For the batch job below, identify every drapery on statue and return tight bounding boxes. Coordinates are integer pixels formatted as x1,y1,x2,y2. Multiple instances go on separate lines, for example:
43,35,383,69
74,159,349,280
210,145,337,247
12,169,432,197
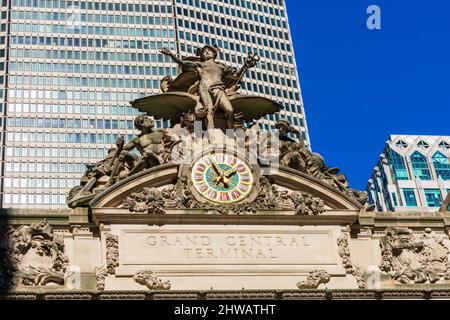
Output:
160,45,259,130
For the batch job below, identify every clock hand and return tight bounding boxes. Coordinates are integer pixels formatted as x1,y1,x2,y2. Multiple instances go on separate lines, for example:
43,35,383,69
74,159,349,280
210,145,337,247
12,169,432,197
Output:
224,165,238,178
211,158,222,177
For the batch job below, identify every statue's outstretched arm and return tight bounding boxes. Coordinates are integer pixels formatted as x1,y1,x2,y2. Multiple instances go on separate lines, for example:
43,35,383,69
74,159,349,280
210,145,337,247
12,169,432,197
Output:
160,48,197,69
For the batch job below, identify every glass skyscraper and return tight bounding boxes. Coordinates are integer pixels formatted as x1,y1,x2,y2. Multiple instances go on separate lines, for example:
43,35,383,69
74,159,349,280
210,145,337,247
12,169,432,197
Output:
0,0,309,209
367,135,450,212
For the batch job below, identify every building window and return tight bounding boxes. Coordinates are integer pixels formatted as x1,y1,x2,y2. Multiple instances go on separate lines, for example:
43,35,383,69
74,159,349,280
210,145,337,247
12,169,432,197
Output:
417,140,430,150
388,149,409,180
395,140,408,149
432,151,450,181
438,141,450,150
424,189,443,207
392,193,398,206
411,151,432,180
403,189,417,207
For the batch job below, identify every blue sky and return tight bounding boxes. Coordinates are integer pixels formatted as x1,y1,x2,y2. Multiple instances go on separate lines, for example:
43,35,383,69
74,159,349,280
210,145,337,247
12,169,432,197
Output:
285,0,450,190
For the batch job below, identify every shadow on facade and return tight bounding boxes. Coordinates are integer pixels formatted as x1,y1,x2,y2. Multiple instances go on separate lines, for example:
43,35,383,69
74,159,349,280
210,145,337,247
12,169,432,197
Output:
0,210,13,294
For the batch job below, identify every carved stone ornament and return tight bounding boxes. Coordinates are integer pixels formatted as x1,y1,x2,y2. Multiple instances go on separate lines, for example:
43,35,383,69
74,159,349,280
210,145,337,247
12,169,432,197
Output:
96,233,119,291
337,234,366,289
120,187,167,214
119,176,326,215
133,270,171,290
297,270,331,289
379,227,450,284
0,220,69,289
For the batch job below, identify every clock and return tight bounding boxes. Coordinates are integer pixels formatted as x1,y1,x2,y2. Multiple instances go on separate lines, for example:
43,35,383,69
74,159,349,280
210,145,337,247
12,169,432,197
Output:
190,152,254,204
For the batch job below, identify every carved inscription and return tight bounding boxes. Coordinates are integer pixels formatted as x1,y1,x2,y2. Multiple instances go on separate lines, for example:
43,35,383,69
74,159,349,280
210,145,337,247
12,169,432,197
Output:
121,229,338,266
146,235,311,260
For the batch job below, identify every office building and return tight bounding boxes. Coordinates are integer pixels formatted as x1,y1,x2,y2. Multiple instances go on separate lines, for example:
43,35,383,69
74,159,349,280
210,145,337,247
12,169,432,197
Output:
367,135,450,212
1,0,308,208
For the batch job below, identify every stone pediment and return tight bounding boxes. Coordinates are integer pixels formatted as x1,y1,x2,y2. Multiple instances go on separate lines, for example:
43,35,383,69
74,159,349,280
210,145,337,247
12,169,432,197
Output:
89,163,361,226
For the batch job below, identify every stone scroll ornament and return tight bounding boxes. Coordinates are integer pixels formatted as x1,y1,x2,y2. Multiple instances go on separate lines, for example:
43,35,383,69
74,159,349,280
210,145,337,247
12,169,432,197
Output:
379,227,450,284
0,220,69,288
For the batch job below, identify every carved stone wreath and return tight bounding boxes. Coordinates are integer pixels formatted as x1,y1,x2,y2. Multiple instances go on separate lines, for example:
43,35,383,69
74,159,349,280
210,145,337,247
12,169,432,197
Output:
0,220,69,289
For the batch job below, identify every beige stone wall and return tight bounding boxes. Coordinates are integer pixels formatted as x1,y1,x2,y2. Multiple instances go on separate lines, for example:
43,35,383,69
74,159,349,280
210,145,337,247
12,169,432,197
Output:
3,209,450,294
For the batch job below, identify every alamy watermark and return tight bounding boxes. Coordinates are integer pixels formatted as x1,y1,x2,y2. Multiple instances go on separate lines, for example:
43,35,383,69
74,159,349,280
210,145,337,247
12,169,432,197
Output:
367,5,381,30
169,121,281,175
365,265,382,289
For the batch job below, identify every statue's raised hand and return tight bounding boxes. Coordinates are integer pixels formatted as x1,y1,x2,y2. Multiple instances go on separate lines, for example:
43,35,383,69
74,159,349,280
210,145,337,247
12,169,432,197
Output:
160,48,172,56
245,53,260,69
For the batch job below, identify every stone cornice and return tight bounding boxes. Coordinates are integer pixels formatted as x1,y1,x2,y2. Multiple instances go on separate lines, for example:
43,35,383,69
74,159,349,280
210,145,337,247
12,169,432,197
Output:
358,211,450,230
0,209,71,226
91,210,358,226
2,289,450,300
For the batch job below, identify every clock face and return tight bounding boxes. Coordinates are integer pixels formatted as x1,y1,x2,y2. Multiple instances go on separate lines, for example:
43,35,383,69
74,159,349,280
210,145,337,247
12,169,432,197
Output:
191,153,254,204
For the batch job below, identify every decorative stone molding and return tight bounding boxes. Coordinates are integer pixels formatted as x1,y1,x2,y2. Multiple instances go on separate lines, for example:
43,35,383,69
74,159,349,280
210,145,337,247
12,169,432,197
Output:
133,270,171,290
5,289,450,300
337,234,366,289
96,233,119,291
0,220,69,288
153,293,198,300
297,270,331,289
100,293,146,300
206,291,276,300
379,227,450,284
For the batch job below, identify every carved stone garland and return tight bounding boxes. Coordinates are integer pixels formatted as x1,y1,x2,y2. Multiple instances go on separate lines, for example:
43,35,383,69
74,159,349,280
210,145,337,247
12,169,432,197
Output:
96,234,119,291
337,234,365,289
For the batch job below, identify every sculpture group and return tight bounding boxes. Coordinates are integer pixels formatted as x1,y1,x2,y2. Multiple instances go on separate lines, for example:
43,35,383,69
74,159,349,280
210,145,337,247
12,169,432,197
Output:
67,45,368,209
2,43,450,297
